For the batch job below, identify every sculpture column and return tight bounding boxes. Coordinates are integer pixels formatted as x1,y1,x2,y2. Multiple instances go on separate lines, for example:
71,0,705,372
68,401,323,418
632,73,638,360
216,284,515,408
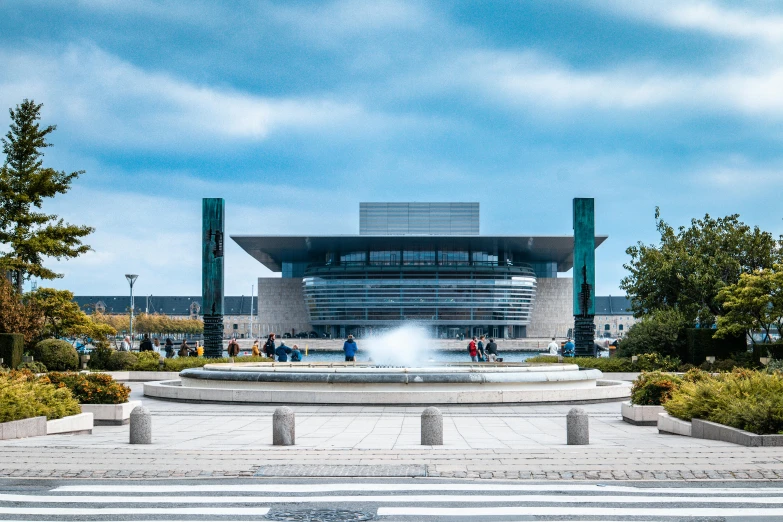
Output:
573,198,596,356
202,198,225,358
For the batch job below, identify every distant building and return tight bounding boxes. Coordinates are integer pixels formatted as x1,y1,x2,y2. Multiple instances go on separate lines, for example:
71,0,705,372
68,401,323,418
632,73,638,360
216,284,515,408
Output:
593,296,637,338
73,295,258,339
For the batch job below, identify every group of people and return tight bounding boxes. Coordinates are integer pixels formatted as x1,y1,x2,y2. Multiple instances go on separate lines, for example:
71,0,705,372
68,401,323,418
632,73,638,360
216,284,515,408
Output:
248,333,304,362
467,335,499,362
547,337,575,357
120,334,197,358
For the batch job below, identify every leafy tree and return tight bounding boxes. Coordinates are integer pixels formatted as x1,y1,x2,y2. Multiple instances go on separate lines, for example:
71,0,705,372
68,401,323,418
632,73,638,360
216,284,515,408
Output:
28,287,116,340
716,266,783,347
616,308,688,358
621,209,780,327
0,99,93,293
0,277,44,345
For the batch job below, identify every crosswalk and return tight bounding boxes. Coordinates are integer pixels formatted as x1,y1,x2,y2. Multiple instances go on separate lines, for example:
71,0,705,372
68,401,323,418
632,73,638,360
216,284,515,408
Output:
0,482,782,520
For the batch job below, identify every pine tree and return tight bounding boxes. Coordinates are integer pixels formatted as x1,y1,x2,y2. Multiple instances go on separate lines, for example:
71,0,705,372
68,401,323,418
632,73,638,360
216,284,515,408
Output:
0,99,93,293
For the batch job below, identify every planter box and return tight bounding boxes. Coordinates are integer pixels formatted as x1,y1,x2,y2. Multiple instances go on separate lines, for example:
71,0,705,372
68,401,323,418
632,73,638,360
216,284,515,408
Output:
692,418,783,447
0,416,47,440
46,412,93,435
621,401,665,426
80,400,141,426
657,412,692,437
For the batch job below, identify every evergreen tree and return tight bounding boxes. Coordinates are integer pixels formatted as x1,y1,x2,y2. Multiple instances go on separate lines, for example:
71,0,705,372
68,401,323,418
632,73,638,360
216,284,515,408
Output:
0,99,93,293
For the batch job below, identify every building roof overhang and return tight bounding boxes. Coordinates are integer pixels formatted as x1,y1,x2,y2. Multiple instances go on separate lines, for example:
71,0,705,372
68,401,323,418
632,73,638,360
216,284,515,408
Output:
231,235,607,273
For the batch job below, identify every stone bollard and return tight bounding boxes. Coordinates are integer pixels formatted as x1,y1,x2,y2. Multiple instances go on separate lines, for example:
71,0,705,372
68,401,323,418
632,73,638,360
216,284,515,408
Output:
567,407,589,445
421,406,443,445
129,406,152,444
273,406,295,446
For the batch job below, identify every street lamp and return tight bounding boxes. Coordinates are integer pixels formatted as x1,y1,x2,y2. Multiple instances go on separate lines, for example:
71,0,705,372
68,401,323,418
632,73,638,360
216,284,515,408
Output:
125,274,138,350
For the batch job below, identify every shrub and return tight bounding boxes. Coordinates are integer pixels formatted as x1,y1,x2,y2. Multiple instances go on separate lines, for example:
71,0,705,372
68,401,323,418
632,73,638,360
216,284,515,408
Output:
630,371,682,406
32,339,78,371
131,351,162,371
0,333,24,369
616,309,687,358
46,372,130,404
766,359,783,374
16,361,47,373
107,351,138,371
527,355,680,372
162,355,272,372
664,369,783,434
678,363,695,372
0,370,80,422
87,344,114,371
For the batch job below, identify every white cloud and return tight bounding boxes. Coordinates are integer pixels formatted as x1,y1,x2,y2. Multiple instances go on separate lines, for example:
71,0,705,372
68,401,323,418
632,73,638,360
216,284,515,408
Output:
594,0,783,45
0,44,364,150
449,49,783,117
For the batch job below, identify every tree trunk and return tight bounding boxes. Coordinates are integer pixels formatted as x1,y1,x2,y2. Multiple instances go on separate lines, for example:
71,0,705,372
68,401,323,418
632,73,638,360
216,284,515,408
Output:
14,270,23,294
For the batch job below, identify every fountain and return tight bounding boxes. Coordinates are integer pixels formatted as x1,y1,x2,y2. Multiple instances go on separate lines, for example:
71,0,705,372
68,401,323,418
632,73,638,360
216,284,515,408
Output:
143,326,631,404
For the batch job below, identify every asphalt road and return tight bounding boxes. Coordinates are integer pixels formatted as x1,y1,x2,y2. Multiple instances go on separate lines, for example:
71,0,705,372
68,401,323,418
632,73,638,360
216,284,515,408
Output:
0,477,781,521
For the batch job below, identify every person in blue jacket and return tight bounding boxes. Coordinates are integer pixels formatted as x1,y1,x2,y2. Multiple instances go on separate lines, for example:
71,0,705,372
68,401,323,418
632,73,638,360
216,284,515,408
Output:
275,342,293,362
563,338,575,357
343,334,358,361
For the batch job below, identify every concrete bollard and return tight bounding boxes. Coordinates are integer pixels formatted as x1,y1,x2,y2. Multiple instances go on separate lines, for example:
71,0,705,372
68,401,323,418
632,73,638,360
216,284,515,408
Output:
273,406,295,446
129,406,152,444
421,406,443,445
567,407,589,445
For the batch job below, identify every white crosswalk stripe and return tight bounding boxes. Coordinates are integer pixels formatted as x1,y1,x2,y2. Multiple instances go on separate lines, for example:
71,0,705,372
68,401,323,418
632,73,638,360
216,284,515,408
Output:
0,481,781,520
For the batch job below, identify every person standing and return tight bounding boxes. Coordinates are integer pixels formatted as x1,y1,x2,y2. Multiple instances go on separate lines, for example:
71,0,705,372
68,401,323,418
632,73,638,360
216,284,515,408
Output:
547,337,560,356
152,337,161,354
477,335,486,362
164,338,174,359
485,338,498,362
120,336,131,351
263,333,276,358
178,339,189,357
227,338,240,357
139,334,153,352
467,337,478,362
251,339,260,357
343,334,358,362
275,341,293,362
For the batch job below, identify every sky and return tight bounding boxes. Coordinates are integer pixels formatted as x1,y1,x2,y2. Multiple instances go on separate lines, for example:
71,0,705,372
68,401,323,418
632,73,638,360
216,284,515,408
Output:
1,0,782,298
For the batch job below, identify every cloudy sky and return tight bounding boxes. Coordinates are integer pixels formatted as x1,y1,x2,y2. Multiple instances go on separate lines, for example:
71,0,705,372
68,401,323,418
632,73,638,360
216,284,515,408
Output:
1,0,782,298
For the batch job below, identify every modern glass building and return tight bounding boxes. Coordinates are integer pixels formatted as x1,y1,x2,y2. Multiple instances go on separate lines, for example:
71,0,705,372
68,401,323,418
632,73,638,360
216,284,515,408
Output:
233,203,606,339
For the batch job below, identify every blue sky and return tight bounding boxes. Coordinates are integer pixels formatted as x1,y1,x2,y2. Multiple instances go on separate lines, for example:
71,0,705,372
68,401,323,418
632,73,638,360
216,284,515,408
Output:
1,0,782,297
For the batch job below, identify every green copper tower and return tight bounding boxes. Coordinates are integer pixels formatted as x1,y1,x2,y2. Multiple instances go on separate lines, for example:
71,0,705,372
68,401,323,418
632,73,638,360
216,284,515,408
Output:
202,198,225,358
573,198,596,356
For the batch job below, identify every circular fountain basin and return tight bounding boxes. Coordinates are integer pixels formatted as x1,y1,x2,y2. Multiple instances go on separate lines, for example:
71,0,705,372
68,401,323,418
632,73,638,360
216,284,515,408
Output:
143,362,631,404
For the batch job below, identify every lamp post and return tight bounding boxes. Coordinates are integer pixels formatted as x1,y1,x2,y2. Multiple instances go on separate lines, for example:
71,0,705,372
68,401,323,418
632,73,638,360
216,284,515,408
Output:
125,274,138,350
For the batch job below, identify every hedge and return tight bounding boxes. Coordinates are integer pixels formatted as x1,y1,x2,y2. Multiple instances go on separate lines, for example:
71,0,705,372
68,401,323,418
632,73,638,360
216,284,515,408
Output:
683,328,746,365
45,372,130,404
527,353,681,372
0,333,24,370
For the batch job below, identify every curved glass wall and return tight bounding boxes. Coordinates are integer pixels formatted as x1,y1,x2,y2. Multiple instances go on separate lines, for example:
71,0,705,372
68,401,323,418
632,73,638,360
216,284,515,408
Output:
302,264,536,326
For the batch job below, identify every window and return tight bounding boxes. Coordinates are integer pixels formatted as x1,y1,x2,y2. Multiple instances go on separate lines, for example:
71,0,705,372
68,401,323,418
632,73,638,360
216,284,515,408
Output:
471,251,498,265
438,249,468,265
619,324,623,331
340,252,365,264
604,324,610,331
403,250,435,266
369,251,399,265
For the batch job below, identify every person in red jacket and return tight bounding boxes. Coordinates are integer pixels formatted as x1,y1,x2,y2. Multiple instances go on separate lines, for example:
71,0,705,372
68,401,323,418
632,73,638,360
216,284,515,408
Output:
467,336,478,362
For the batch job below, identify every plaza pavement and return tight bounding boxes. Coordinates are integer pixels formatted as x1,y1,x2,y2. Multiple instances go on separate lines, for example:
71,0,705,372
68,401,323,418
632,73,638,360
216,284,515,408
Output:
2,383,783,481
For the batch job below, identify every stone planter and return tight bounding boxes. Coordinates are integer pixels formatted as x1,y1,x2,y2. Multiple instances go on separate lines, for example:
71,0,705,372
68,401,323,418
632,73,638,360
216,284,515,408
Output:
46,412,93,435
22,355,34,363
0,416,46,440
80,400,142,426
621,401,665,426
692,418,783,447
657,412,692,436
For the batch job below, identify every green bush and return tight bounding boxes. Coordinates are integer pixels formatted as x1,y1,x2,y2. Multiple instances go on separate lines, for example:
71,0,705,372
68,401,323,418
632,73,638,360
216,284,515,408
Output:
87,344,113,370
630,371,682,405
16,361,47,373
107,351,138,371
162,355,271,372
664,369,783,435
766,359,783,374
31,339,79,371
46,372,130,404
616,309,686,358
526,354,680,372
0,370,81,422
683,328,746,365
132,351,162,371
0,333,24,369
